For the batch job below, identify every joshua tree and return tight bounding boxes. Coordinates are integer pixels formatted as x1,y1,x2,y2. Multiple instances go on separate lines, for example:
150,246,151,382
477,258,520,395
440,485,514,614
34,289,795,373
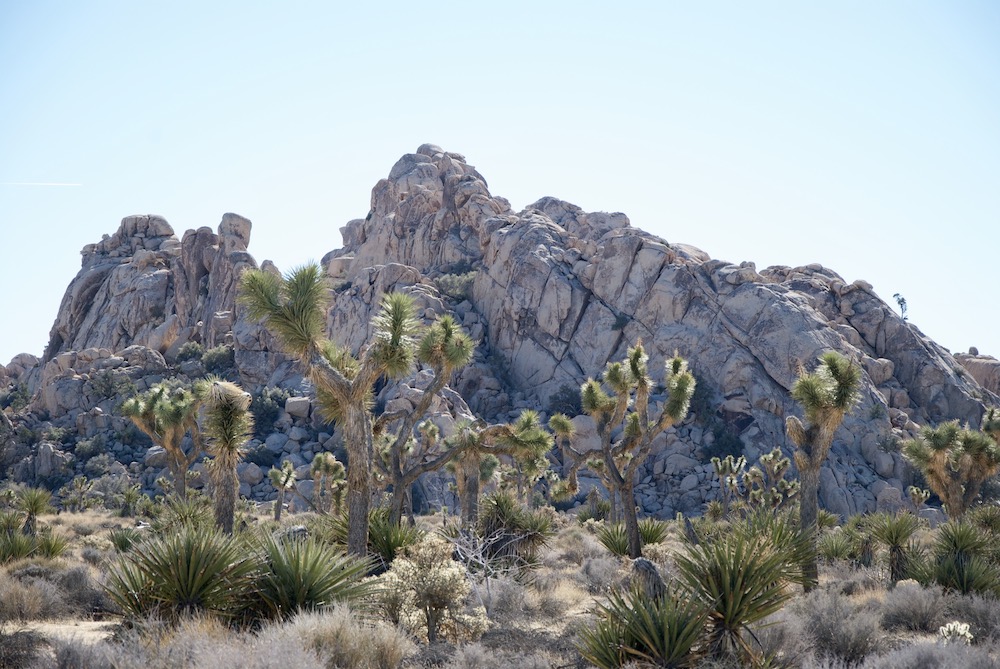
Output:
310,452,346,515
198,378,254,534
786,351,861,590
240,264,474,555
446,411,554,525
121,381,203,498
376,314,475,525
902,417,1000,520
268,460,296,521
560,341,696,559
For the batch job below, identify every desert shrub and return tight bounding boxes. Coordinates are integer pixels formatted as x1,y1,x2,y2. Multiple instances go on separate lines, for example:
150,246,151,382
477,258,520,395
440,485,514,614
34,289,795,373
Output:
578,588,708,669
576,495,611,524
945,592,1000,644
862,642,1000,669
149,493,214,534
372,534,488,643
551,525,605,565
434,271,477,301
56,565,108,615
176,341,205,363
578,555,624,594
0,576,66,621
251,387,290,439
445,491,553,576
89,369,137,401
794,589,881,665
477,574,527,622
443,643,550,669
0,383,30,412
84,453,115,478
73,435,105,462
880,581,946,632
80,546,104,566
243,443,278,468
201,345,235,374
547,384,583,417
750,610,810,669
43,426,73,445
285,608,415,669
0,627,47,669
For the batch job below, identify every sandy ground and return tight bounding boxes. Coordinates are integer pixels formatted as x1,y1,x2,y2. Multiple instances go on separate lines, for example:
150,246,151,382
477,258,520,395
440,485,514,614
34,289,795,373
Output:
26,619,118,645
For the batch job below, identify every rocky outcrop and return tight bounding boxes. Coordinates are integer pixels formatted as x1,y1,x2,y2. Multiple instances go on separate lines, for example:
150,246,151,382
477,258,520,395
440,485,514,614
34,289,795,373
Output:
956,352,1000,396
6,144,999,519
43,213,257,363
323,144,999,517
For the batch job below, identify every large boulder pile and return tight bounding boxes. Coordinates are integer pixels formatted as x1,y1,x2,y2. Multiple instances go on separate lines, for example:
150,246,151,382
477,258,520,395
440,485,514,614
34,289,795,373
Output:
2,144,998,517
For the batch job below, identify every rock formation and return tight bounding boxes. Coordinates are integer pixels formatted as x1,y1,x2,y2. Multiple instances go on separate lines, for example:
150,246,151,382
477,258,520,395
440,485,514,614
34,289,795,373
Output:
2,144,998,519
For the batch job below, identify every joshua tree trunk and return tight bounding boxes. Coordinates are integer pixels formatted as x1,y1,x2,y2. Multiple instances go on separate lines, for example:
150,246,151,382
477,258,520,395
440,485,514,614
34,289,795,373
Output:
460,454,481,526
621,480,642,559
797,465,820,588
274,487,285,522
344,404,374,556
168,457,188,499
214,457,239,534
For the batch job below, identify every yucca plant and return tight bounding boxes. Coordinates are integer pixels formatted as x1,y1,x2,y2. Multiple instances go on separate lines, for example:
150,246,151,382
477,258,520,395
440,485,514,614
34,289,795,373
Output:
0,509,22,537
868,512,921,584
16,487,52,536
108,526,143,553
968,504,1000,535
0,531,36,563
322,506,424,572
475,490,553,569
818,531,852,563
675,511,810,663
35,528,68,559
149,493,214,534
578,588,709,669
105,525,258,621
922,522,1000,596
251,535,373,621
596,522,630,557
639,517,670,545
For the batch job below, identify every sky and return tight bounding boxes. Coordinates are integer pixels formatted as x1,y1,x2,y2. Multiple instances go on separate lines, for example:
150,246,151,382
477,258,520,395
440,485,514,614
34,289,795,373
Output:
1,1,998,366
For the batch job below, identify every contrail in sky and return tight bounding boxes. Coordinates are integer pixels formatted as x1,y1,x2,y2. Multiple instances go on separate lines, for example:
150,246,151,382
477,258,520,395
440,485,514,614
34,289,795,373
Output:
0,182,83,186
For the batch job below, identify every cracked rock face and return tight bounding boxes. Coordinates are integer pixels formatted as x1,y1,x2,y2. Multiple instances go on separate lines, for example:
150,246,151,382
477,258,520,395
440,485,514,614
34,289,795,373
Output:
323,144,998,517
10,145,999,519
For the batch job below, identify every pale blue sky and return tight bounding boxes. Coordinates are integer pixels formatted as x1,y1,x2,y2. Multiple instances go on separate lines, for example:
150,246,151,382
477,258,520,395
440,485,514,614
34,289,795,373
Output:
1,1,998,365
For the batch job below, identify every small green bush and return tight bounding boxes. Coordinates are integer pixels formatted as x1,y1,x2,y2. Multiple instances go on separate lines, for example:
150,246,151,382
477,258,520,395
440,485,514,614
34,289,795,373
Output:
176,341,205,363
252,387,291,438
434,271,477,301
74,435,105,461
201,345,235,374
